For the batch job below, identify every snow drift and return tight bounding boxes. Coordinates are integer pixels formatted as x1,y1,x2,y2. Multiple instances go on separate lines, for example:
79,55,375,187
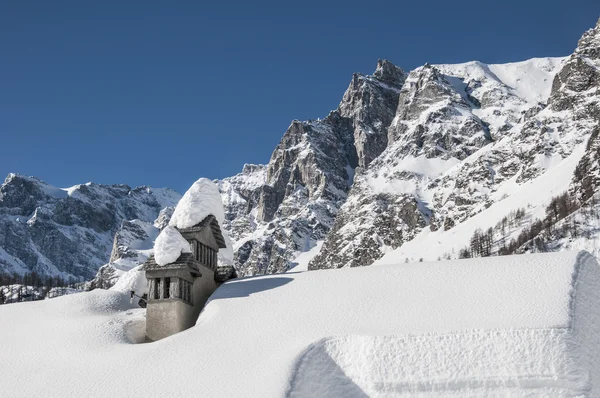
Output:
0,251,598,397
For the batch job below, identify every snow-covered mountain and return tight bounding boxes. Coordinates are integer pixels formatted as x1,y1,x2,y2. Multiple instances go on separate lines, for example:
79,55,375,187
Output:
2,19,600,280
216,59,406,275
219,19,600,274
0,174,180,280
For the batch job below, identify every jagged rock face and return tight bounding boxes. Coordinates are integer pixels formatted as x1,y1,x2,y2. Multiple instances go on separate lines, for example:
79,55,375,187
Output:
221,117,355,275
218,61,407,275
388,65,491,158
109,220,156,263
311,184,424,268
551,20,600,113
565,22,600,204
310,63,493,269
152,206,175,231
0,174,180,279
339,59,405,168
258,116,355,223
388,65,491,160
572,128,600,203
477,22,600,261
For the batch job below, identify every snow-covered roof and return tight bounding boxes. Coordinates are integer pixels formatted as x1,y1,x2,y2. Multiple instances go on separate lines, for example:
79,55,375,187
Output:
178,215,226,249
169,178,225,229
151,178,233,267
152,225,191,266
0,251,598,396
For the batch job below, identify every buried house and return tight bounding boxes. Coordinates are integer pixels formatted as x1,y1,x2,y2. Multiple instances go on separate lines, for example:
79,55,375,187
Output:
143,178,237,342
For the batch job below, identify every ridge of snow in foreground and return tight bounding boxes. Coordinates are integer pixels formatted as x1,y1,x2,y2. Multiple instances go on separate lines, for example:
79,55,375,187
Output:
0,251,598,397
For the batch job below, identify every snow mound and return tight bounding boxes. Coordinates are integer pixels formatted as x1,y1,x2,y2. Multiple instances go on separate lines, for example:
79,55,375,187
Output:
153,226,191,266
169,178,225,229
110,264,148,296
0,252,597,396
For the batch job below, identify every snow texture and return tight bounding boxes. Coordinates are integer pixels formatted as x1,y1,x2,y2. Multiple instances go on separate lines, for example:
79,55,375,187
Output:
110,264,148,296
153,226,191,266
0,251,598,397
169,178,225,229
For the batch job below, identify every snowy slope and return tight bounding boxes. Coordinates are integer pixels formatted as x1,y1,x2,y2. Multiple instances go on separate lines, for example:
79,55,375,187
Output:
437,57,564,106
374,144,585,264
0,251,598,397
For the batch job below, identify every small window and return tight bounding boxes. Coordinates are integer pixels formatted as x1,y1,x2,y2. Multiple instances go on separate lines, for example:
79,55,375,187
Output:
179,279,193,304
153,279,160,300
164,277,171,299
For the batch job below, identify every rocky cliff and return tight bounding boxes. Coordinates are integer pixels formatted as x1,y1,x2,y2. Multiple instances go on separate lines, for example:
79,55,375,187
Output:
217,60,406,275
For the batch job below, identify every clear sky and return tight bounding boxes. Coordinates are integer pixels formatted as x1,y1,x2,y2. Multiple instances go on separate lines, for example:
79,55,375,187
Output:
1,0,598,193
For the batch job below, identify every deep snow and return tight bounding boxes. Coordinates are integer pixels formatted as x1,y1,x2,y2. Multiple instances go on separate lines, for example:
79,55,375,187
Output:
0,251,598,397
168,177,234,262
153,225,191,266
169,177,226,228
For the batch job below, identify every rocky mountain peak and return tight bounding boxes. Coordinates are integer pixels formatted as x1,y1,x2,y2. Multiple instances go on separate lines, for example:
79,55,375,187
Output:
388,63,490,159
242,163,266,175
575,17,600,59
550,19,600,112
338,61,406,169
373,59,405,86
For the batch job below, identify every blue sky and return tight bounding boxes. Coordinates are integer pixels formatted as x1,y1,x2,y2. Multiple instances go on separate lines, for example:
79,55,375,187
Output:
1,0,598,193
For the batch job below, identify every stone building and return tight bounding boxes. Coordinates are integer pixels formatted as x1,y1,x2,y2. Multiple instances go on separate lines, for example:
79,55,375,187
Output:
143,215,236,341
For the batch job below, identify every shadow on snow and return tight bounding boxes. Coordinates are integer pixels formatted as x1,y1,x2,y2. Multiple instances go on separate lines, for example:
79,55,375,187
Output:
210,276,293,300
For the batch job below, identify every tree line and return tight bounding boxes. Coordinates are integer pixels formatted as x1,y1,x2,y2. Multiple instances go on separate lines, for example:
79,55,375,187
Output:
458,191,589,259
0,271,83,305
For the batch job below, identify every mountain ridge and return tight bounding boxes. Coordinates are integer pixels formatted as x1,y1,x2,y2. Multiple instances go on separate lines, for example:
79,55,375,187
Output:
2,19,600,281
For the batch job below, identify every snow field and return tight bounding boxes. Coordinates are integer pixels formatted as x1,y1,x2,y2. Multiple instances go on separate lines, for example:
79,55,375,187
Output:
0,251,598,397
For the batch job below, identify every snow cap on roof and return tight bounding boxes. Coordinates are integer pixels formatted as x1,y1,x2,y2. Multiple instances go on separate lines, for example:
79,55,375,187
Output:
169,178,225,229
153,226,192,266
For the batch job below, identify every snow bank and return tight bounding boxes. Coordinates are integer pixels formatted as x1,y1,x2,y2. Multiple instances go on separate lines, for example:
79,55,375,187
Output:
169,178,225,228
153,226,191,266
110,264,148,296
0,252,597,397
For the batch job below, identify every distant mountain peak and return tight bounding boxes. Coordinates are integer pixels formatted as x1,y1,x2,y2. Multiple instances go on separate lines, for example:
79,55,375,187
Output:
373,59,405,86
